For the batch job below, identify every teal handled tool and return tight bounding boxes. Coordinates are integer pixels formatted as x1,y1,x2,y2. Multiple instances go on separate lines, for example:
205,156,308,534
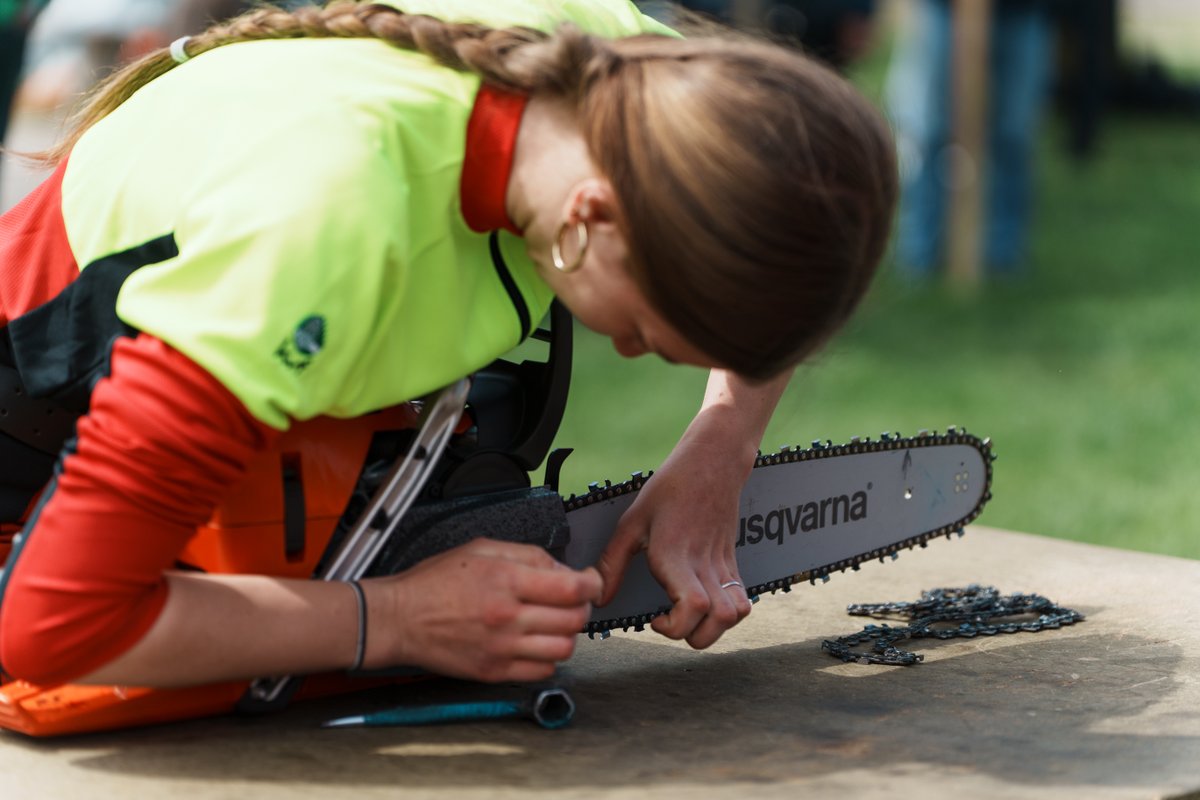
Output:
322,687,576,730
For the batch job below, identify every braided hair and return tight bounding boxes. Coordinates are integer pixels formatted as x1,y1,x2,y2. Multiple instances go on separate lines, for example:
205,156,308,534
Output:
39,0,897,380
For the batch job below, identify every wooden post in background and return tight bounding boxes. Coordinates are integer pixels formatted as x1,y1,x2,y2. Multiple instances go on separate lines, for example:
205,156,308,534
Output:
946,0,992,291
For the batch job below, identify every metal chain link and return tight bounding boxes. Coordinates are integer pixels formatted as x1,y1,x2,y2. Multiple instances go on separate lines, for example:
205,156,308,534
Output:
822,584,1085,665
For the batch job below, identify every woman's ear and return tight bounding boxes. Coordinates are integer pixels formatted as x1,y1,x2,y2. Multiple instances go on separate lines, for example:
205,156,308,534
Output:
566,178,620,227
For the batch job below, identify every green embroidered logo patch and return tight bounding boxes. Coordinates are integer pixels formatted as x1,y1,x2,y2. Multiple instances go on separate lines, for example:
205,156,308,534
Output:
275,314,325,371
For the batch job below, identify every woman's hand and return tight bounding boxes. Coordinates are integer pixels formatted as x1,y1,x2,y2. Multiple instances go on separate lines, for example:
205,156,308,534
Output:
369,538,602,683
596,435,753,649
594,368,792,649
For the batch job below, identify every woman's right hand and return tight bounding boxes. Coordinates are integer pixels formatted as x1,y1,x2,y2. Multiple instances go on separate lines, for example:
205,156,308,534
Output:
364,539,602,683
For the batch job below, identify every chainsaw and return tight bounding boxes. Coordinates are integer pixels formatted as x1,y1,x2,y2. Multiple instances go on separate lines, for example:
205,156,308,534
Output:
0,302,992,735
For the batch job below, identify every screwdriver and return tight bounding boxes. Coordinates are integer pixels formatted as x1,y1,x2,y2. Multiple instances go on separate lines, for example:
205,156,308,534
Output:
322,687,576,730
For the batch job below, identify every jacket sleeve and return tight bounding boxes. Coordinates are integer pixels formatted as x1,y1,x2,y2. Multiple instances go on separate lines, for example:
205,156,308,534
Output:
0,334,280,685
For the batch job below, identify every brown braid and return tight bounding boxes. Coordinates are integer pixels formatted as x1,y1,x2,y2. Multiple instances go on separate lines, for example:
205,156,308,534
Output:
187,3,552,86
34,1,610,166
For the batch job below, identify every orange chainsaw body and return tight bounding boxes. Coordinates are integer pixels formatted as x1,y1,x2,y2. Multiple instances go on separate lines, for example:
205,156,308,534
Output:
0,405,425,737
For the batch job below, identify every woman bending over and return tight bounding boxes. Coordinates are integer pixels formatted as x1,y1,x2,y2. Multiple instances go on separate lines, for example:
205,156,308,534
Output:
0,0,896,688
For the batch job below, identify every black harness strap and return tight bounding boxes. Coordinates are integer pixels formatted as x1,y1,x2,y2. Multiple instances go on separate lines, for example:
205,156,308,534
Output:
281,456,306,561
488,231,532,340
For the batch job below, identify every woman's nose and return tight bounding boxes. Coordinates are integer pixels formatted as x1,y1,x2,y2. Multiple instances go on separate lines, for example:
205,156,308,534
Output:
612,336,648,358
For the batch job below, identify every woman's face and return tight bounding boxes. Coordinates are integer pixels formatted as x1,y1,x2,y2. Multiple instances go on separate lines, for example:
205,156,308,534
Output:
524,176,720,370
545,225,720,369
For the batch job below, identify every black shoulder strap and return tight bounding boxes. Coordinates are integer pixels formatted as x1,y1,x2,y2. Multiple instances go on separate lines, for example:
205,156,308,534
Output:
0,363,79,457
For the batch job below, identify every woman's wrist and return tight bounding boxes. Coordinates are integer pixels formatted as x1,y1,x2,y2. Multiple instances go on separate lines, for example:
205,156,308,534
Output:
680,413,759,483
345,580,368,671
689,367,794,478
356,577,395,671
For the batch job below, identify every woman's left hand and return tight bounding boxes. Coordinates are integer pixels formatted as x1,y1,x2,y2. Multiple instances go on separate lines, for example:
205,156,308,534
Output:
596,431,753,649
594,368,792,649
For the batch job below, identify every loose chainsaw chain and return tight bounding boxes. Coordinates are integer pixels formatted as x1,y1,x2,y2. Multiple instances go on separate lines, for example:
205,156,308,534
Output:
563,427,996,638
821,584,1085,665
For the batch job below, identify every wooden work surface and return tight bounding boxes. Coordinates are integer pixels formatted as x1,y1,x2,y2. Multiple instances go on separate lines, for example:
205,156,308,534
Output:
2,526,1198,800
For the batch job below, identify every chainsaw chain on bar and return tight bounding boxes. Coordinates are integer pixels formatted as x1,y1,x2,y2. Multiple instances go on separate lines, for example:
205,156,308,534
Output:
821,584,1085,665
565,427,995,638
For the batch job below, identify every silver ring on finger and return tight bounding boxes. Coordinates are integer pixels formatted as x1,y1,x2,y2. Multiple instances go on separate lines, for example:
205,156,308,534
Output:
719,580,743,590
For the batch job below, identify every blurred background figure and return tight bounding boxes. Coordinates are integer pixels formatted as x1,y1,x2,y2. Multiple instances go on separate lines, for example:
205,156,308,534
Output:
0,0,50,180
673,0,879,71
16,0,273,114
1,0,282,210
886,0,1056,278
16,0,178,114
1056,0,1200,159
758,0,878,71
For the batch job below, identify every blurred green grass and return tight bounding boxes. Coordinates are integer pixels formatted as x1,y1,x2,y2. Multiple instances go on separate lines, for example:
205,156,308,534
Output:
549,109,1200,561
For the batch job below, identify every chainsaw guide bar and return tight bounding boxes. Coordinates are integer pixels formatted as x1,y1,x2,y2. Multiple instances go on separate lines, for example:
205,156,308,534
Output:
560,428,994,637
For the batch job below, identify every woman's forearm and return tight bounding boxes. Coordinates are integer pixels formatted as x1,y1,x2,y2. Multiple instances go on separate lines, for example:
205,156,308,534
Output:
78,537,602,688
79,571,361,687
687,368,794,475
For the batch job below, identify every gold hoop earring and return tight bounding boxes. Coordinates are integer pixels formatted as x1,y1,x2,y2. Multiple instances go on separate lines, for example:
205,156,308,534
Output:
551,220,589,273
